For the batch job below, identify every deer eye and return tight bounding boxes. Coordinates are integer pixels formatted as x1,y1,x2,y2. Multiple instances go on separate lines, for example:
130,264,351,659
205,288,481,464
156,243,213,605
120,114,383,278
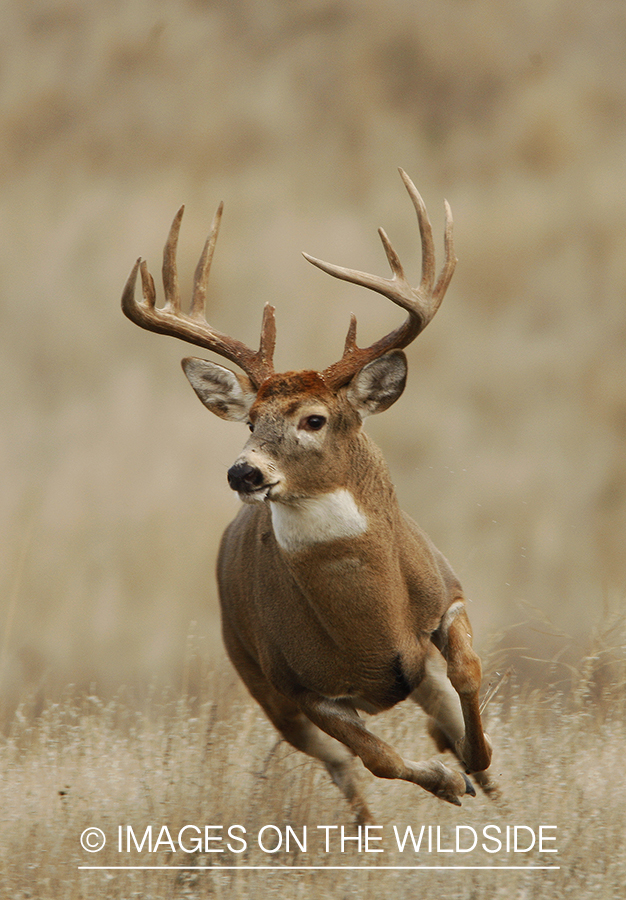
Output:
247,422,255,433
299,414,327,432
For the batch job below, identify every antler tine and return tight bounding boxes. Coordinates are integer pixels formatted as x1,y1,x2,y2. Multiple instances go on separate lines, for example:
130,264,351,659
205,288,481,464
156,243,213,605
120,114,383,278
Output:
162,205,184,312
435,199,456,306
121,204,276,388
304,169,456,389
258,298,277,367
190,201,223,319
398,167,436,296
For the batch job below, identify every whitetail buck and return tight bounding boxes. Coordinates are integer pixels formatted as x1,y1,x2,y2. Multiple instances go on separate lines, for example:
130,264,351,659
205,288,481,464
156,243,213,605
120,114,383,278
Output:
122,169,493,822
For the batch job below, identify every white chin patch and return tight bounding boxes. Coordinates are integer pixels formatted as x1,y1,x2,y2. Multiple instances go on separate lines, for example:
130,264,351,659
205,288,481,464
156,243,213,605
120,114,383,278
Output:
270,489,368,553
239,487,269,504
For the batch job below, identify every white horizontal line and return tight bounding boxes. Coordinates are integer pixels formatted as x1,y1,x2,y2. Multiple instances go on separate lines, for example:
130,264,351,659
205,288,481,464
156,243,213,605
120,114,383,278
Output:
78,865,560,871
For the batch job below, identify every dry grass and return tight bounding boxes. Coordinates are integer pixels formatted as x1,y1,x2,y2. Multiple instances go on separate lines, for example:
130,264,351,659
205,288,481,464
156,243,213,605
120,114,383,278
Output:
1,646,625,899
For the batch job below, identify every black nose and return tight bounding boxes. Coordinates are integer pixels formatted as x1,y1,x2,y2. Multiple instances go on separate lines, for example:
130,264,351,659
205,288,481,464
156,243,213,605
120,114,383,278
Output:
227,461,265,493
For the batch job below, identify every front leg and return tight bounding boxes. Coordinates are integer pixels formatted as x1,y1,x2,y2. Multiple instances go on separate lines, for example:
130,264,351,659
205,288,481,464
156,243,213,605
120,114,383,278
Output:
298,694,475,806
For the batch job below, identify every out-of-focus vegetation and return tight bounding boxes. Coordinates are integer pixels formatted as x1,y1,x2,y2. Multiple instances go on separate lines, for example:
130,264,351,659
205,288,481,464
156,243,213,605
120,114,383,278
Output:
1,0,626,720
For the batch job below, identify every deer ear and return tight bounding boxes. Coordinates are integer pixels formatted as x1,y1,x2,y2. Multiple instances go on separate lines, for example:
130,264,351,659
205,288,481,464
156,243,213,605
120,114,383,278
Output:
181,358,257,422
345,350,407,418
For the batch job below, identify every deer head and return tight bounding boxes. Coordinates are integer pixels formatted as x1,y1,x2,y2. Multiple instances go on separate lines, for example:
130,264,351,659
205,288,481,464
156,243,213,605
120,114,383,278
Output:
122,169,456,508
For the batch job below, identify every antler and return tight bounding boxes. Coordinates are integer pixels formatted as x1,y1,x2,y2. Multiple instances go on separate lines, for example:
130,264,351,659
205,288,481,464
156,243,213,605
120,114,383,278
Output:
303,168,456,390
121,203,276,389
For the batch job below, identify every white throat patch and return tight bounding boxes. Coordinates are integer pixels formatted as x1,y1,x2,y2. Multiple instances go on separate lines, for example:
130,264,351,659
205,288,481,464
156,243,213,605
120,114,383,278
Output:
270,489,368,553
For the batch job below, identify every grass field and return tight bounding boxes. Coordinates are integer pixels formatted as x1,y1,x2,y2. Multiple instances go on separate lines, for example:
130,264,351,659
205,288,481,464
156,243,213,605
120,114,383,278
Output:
1,641,625,898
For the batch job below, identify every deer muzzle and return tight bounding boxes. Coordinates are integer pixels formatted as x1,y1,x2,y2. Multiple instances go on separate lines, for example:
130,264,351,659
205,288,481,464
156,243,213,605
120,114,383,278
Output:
227,461,267,495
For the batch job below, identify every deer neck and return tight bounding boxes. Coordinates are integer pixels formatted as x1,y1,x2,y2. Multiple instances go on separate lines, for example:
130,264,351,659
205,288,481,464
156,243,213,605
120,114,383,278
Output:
269,432,398,554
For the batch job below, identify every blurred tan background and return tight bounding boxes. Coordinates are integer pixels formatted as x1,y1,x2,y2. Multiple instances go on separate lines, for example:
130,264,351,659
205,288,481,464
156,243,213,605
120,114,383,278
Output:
1,0,625,722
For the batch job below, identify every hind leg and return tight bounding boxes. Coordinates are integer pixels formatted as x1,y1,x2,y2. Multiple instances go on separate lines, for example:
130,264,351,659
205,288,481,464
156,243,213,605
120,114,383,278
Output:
437,601,492,773
223,622,373,823
411,641,466,750
412,618,495,793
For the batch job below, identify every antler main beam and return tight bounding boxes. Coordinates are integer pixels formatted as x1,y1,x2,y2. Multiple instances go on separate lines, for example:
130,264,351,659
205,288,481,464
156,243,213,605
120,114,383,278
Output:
121,203,276,389
303,168,457,390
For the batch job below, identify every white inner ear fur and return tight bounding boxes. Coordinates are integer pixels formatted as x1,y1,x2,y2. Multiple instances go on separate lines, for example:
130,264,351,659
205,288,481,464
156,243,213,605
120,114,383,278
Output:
346,350,408,418
182,358,256,422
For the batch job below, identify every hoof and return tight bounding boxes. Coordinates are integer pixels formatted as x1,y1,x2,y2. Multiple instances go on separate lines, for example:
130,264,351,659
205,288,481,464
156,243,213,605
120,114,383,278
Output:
430,760,476,806
462,773,476,797
472,769,502,802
